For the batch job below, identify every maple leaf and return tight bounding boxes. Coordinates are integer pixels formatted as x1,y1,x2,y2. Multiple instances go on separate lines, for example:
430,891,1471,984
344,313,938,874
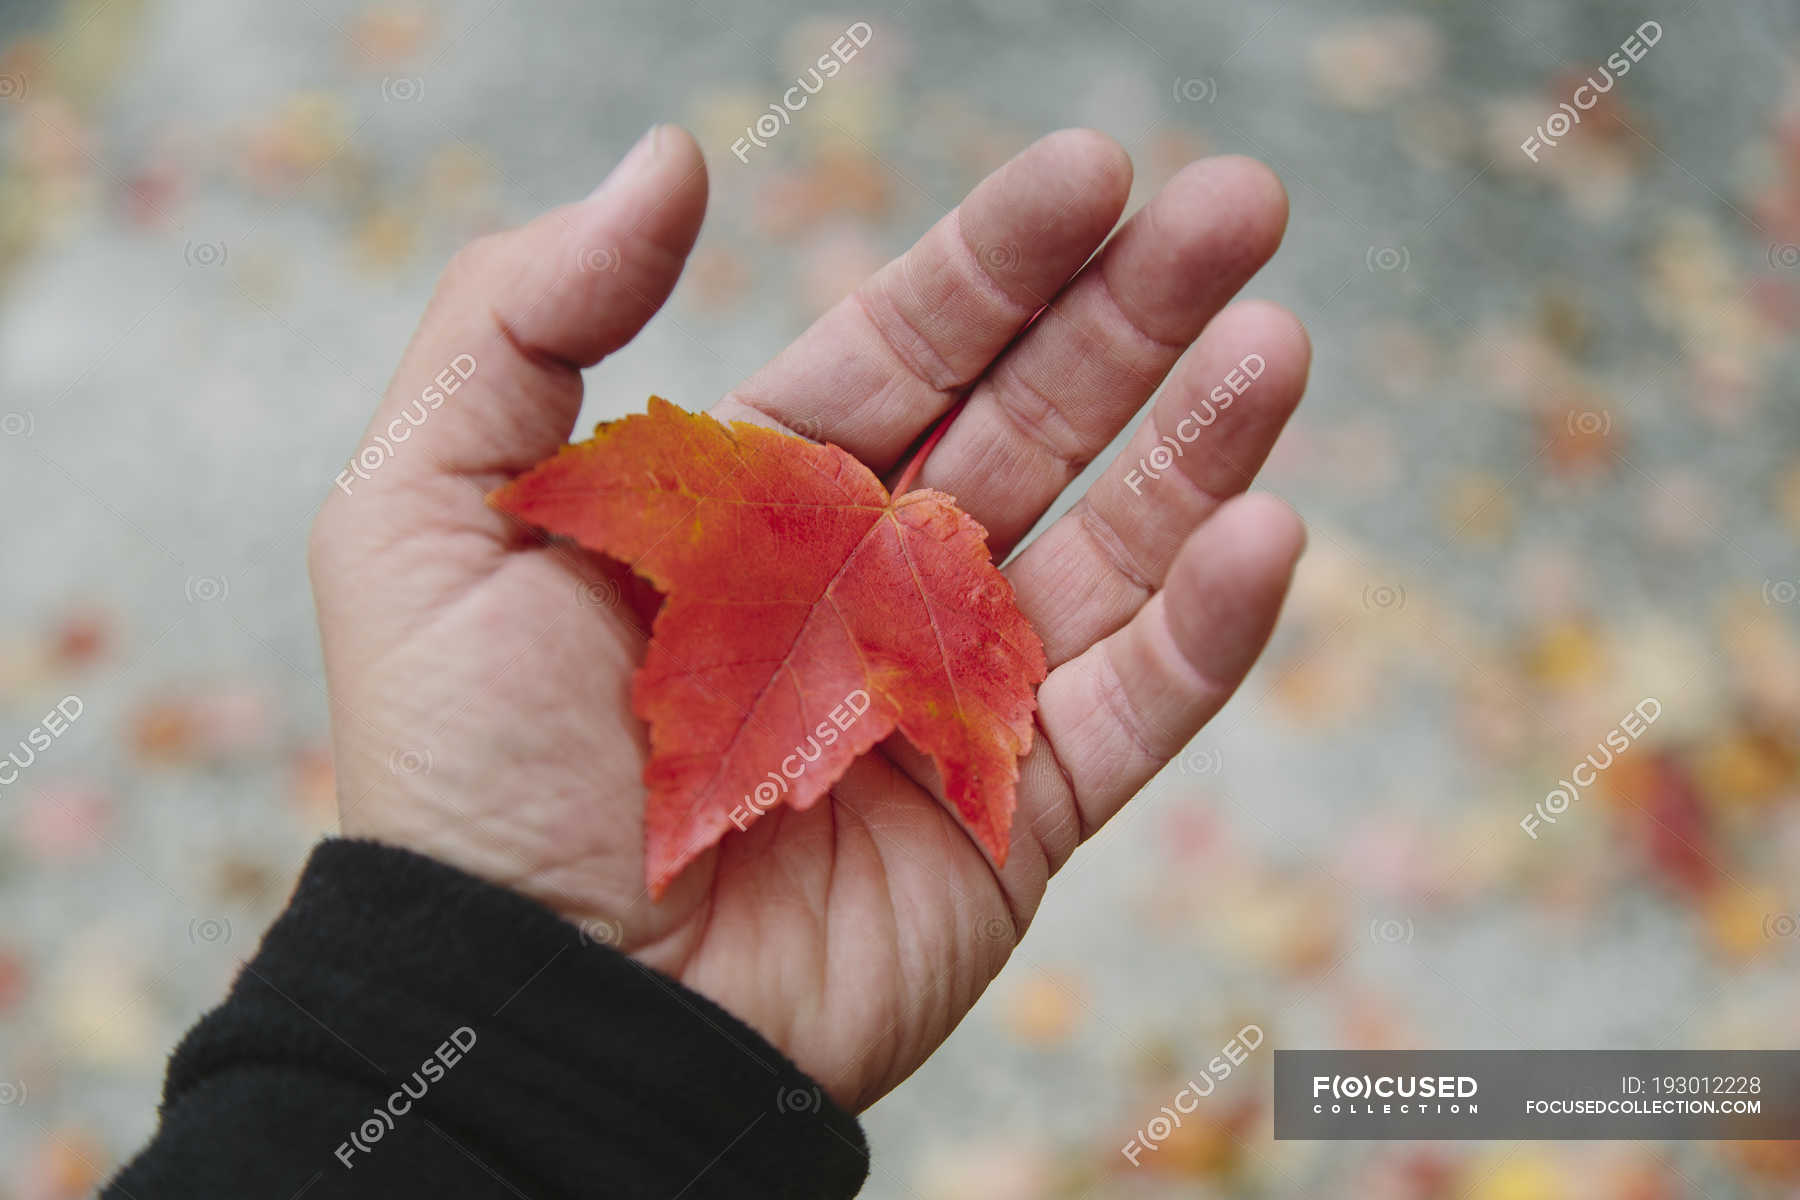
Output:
489,397,1049,898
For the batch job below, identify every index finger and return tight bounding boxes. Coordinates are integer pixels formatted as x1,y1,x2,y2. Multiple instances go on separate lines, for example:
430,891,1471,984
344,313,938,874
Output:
714,128,1132,471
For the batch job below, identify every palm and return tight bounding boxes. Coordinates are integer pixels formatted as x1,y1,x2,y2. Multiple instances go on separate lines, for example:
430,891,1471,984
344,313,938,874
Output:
310,125,1309,1110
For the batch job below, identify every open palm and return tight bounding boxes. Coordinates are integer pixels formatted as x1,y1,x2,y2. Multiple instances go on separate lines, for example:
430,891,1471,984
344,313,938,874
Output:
308,125,1309,1111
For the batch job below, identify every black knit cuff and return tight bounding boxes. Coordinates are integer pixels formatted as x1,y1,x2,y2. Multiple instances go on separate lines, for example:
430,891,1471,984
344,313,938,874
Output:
161,838,869,1198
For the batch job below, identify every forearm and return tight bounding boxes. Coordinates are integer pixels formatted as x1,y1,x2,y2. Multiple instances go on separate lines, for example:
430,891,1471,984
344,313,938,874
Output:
105,840,868,1199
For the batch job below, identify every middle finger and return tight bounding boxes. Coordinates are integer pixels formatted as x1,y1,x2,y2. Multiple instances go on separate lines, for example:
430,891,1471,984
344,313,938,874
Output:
909,155,1289,555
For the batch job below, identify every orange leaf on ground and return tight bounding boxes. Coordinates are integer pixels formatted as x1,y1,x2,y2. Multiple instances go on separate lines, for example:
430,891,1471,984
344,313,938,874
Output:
490,397,1048,898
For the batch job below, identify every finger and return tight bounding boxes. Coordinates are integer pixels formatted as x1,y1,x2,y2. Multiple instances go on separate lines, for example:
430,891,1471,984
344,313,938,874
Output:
1007,300,1310,667
340,124,709,491
913,157,1290,553
715,128,1131,470
1021,494,1304,863
874,492,1302,896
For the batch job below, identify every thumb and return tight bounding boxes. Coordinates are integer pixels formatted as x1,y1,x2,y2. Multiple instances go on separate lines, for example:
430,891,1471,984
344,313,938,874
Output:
334,124,709,496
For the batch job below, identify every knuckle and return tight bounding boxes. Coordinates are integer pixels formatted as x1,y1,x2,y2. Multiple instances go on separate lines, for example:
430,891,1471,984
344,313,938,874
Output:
441,232,507,293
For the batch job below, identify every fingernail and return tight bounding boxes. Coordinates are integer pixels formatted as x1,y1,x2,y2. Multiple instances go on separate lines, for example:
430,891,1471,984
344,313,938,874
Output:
592,125,662,196
624,124,664,168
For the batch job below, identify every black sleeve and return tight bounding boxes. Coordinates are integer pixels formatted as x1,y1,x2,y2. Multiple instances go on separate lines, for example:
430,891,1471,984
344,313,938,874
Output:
104,839,869,1199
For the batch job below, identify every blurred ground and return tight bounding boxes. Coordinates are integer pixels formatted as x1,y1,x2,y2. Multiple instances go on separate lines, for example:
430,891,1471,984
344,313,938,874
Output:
2,0,1799,1196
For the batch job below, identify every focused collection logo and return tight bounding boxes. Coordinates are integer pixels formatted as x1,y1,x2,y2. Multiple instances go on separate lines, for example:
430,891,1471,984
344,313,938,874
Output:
1311,1073,1480,1116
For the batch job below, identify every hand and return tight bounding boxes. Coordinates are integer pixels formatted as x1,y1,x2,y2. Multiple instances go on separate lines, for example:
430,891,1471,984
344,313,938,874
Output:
308,124,1308,1111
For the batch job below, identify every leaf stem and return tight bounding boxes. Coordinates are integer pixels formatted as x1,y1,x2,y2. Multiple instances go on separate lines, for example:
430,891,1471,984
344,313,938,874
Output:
892,395,967,497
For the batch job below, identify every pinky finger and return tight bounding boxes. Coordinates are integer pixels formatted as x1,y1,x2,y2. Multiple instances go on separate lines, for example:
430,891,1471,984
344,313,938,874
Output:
1031,493,1305,844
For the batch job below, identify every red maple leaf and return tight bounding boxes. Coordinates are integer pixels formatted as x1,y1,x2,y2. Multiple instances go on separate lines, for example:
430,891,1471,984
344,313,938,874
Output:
490,397,1048,897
